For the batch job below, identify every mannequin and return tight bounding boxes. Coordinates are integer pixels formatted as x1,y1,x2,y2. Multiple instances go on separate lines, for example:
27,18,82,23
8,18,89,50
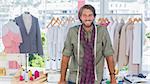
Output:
15,12,43,55
2,19,22,53
22,12,32,34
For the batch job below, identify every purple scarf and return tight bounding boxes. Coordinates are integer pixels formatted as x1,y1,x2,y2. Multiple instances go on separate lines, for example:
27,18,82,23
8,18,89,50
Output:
80,25,95,84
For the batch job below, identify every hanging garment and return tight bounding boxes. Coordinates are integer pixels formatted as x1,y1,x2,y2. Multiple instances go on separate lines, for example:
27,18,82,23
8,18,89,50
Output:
108,19,118,47
107,17,114,30
47,25,58,70
46,19,79,70
107,18,114,34
47,26,54,61
50,58,57,70
113,19,125,64
2,21,22,53
57,26,64,70
132,22,142,64
15,14,43,55
125,22,133,62
118,21,130,70
0,39,4,52
63,21,76,42
126,22,139,74
52,26,59,70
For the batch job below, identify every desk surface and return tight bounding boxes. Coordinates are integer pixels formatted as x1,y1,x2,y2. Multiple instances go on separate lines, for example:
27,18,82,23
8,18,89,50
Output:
124,76,150,84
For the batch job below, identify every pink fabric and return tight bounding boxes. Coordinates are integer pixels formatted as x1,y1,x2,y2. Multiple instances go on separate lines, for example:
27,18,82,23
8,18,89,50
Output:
99,22,110,27
34,70,39,79
9,60,20,69
2,31,22,53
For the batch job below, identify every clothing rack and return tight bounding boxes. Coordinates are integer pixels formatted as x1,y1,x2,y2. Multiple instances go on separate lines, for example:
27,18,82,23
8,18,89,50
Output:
99,13,143,73
97,13,143,22
45,13,79,71
49,13,77,16
99,13,142,15
97,13,143,20
46,14,79,28
97,13,143,29
45,13,144,73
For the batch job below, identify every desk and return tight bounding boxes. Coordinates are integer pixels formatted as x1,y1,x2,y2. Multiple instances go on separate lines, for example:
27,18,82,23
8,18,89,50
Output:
11,71,47,84
124,76,150,84
0,68,60,84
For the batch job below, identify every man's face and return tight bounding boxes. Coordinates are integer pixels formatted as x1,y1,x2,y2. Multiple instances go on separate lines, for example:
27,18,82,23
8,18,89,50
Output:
80,9,95,28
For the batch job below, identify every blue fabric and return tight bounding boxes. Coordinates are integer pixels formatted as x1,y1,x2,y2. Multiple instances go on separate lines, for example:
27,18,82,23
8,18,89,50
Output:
68,81,76,84
15,14,43,55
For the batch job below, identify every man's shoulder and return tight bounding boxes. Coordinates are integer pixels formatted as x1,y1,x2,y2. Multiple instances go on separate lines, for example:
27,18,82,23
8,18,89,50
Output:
69,25,80,32
70,25,80,29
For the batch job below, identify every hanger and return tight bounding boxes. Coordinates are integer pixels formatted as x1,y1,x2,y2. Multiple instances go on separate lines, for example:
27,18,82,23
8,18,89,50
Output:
60,17,66,26
121,15,127,22
60,16,70,26
24,11,30,14
9,19,15,22
64,17,69,26
128,18,133,23
58,17,63,26
69,16,75,23
46,17,55,28
52,17,61,27
104,18,110,23
97,18,101,23
137,18,142,22
108,16,114,23
98,17,108,23
133,17,139,23
120,18,124,23
98,18,103,23
101,18,105,23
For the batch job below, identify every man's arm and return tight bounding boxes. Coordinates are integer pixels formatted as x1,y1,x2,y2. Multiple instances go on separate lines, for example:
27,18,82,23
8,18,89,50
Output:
59,55,70,83
106,55,116,84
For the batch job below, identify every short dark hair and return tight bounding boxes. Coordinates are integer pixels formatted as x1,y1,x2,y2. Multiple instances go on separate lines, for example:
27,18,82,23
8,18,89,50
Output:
78,4,96,22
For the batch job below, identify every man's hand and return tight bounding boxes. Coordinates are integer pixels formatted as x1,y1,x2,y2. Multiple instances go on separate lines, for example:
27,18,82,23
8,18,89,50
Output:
110,75,117,84
59,56,70,84
106,56,117,84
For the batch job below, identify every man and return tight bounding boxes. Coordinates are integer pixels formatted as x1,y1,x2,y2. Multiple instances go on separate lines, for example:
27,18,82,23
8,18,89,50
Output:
59,4,116,84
